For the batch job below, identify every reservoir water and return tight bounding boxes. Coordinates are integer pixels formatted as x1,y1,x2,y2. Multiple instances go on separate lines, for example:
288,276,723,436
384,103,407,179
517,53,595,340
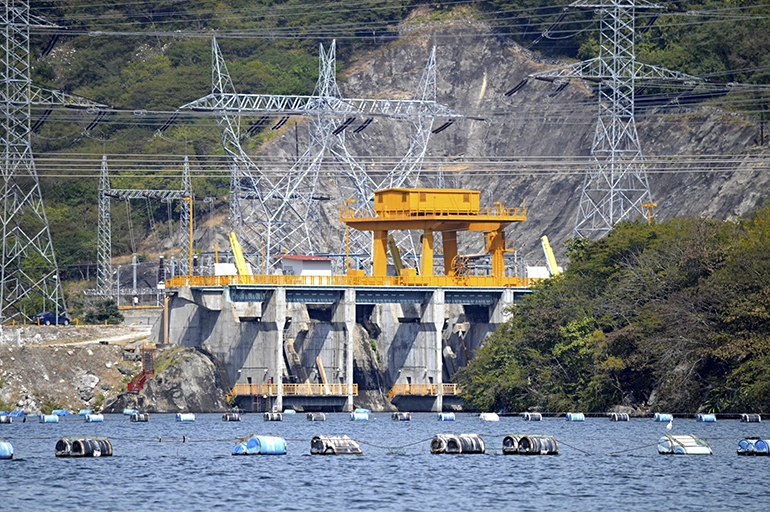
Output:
1,412,769,511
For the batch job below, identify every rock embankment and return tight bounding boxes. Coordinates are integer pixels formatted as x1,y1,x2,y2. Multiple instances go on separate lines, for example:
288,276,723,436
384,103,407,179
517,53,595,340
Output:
105,346,229,413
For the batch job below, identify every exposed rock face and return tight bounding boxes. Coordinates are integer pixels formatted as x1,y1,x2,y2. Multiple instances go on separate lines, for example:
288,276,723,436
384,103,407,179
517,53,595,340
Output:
106,347,229,413
260,20,768,261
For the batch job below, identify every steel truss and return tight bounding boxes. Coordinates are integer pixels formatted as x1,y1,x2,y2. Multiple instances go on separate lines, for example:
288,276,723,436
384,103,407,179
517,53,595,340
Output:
181,38,457,272
1,1,106,322
96,156,192,297
532,0,699,238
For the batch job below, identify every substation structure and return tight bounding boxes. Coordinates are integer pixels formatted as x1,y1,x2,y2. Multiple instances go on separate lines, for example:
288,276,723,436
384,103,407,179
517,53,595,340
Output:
159,189,534,412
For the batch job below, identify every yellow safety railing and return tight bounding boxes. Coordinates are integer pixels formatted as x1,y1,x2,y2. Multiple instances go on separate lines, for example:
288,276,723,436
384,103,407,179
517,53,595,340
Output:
387,383,460,400
341,201,526,222
168,273,534,289
227,383,357,401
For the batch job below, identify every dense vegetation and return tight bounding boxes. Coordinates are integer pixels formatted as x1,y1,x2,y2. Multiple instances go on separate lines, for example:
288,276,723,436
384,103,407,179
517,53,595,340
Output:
457,202,770,413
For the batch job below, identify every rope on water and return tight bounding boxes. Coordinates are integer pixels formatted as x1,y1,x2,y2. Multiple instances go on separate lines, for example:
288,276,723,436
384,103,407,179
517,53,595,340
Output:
606,441,660,455
555,439,592,455
356,436,434,450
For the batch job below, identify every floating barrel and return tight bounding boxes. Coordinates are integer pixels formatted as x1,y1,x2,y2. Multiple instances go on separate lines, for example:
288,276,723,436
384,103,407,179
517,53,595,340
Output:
431,434,485,454
85,413,104,423
654,413,673,422
310,435,362,455
566,412,585,422
130,413,150,422
9,409,24,418
502,434,559,455
52,409,69,416
222,412,242,422
437,412,455,422
350,409,369,421
232,435,287,455
283,409,296,416
264,412,283,422
696,413,716,422
0,415,12,424
55,437,113,457
39,414,59,423
657,434,712,455
175,413,195,422
609,413,630,421
307,412,326,422
392,412,411,421
738,438,770,456
78,409,92,416
123,408,140,416
741,414,762,423
479,412,500,422
523,412,542,421
0,440,13,459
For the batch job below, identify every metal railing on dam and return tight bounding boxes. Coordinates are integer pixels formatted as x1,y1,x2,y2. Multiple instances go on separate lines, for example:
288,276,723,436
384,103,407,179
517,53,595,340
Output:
167,274,533,289
227,383,357,402
387,383,460,400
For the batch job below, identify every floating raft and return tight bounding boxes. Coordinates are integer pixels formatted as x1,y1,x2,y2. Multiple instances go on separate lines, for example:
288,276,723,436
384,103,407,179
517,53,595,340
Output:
479,412,500,422
0,440,12,459
307,413,326,422
392,412,411,421
130,413,150,422
222,412,242,422
437,412,455,422
657,434,712,455
431,434,485,454
264,412,283,422
696,414,716,422
232,435,287,455
741,414,762,423
310,435,362,455
609,413,630,421
566,412,585,422
502,434,559,455
39,414,59,423
55,437,113,458
654,413,673,422
523,412,542,421
176,413,195,422
737,438,770,456
350,408,370,421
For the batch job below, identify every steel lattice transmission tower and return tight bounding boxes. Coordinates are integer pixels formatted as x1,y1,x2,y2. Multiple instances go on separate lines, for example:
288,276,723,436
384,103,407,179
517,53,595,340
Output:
1,1,106,321
532,0,697,237
182,38,459,271
96,156,192,297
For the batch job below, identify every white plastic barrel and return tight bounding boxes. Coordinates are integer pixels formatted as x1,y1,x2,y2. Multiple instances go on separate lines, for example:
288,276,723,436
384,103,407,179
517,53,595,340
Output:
479,412,500,422
85,413,104,423
123,408,140,416
437,412,455,421
0,440,13,459
39,414,59,423
307,412,326,421
175,413,195,422
566,412,585,422
523,412,542,421
350,409,369,421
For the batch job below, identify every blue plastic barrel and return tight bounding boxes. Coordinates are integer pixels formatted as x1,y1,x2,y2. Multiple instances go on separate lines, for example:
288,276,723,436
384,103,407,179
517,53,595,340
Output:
696,414,716,422
283,409,296,415
39,414,59,423
755,439,770,454
123,408,140,416
0,440,13,459
9,409,25,418
350,410,369,421
78,409,93,416
654,413,673,422
85,414,104,423
52,409,69,416
233,435,287,455
437,412,455,421
175,413,195,422
566,412,585,422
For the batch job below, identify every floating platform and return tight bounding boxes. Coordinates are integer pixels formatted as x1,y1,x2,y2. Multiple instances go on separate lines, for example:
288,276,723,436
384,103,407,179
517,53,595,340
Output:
232,435,287,455
502,434,559,455
55,437,113,458
311,435,362,455
657,434,712,455
431,433,485,454
737,438,770,456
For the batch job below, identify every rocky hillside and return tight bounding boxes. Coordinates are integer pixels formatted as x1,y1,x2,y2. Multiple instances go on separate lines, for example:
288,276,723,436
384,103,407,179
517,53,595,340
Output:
254,18,768,262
